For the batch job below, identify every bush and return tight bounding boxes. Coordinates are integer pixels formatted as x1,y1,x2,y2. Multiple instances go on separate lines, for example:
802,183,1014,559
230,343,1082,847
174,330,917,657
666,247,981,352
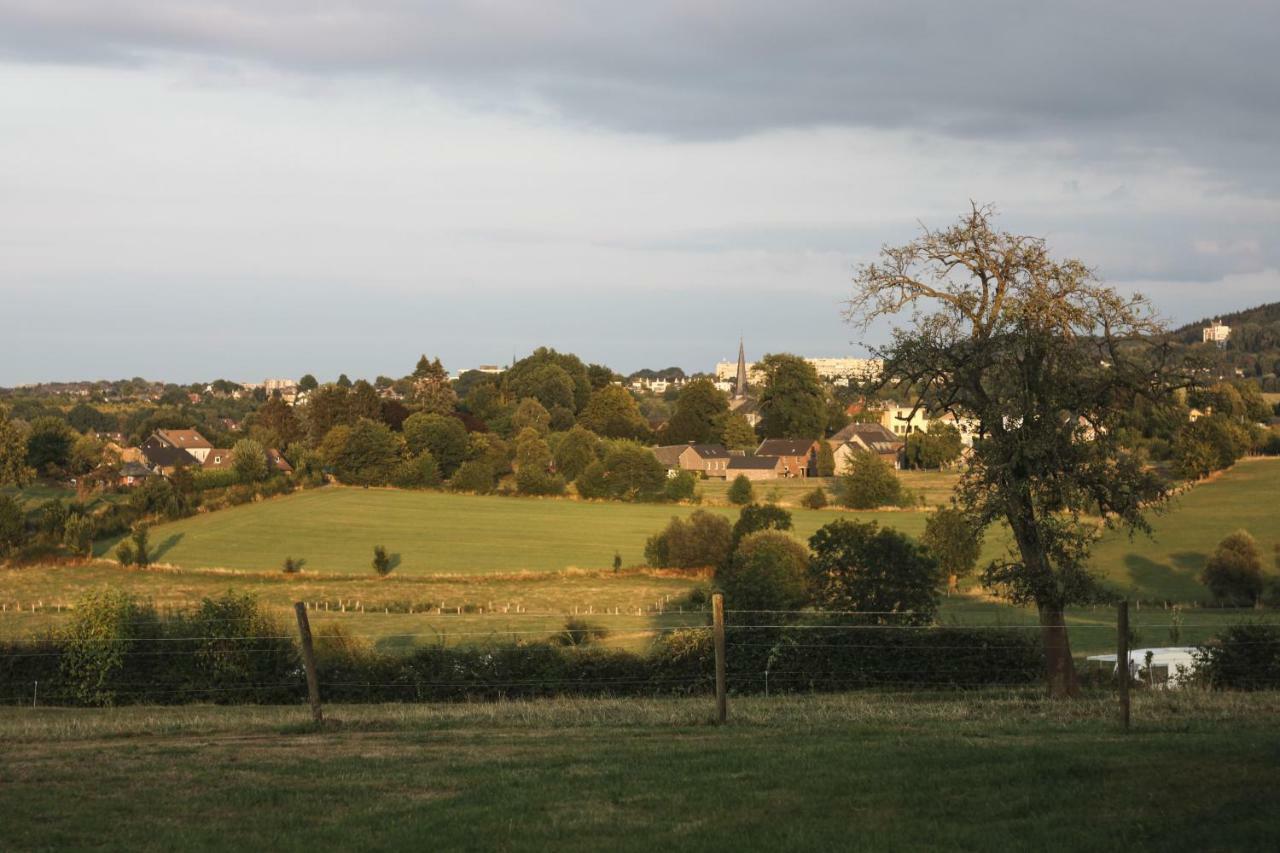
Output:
115,541,135,567
573,443,668,502
835,451,905,509
392,452,442,489
1200,530,1264,605
717,530,810,613
372,545,394,577
62,514,94,557
731,503,792,550
556,618,610,646
130,526,151,568
800,487,828,510
450,459,497,494
808,519,942,623
664,470,698,502
282,556,305,574
1196,624,1280,690
726,474,754,505
0,494,23,556
921,506,983,594
192,468,240,491
644,510,733,569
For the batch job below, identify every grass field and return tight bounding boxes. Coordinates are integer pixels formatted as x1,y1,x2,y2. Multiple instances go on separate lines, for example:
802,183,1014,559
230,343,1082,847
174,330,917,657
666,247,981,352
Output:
2,691,1278,851
94,486,951,576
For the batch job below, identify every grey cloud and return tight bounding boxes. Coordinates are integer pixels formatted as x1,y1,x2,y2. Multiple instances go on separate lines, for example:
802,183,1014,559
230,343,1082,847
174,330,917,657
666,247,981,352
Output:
1,2,1278,189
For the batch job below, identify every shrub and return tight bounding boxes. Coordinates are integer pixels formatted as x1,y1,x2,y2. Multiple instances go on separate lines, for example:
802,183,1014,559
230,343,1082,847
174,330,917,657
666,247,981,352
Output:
1196,624,1280,690
60,588,160,706
115,541,135,566
800,487,828,510
1200,530,1264,605
0,494,26,555
717,530,810,612
726,474,755,505
227,484,256,506
372,545,393,577
731,503,793,550
921,506,983,594
645,510,734,569
130,526,151,568
808,519,942,623
556,618,610,646
834,451,904,509
664,470,699,502
450,459,497,494
282,556,305,574
61,514,94,557
392,452,442,489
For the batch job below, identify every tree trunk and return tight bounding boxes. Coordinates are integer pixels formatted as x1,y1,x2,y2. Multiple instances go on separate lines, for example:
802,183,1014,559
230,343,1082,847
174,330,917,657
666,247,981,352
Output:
1038,603,1079,698
947,573,957,596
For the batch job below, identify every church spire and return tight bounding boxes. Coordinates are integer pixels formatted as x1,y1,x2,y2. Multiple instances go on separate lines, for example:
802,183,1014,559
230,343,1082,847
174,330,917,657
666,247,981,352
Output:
735,337,748,398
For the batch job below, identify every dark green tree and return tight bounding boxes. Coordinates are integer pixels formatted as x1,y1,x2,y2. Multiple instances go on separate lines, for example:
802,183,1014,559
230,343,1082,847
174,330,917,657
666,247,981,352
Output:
808,519,942,623
402,413,469,476
921,506,984,594
666,379,730,444
579,385,650,440
298,374,319,392
718,531,810,612
552,425,601,481
835,451,904,509
644,510,733,569
731,503,793,549
757,354,827,439
1200,530,1264,606
26,416,77,476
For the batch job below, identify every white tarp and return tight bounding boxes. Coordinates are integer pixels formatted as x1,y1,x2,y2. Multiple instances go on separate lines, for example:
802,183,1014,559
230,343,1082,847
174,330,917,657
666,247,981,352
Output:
1086,647,1199,687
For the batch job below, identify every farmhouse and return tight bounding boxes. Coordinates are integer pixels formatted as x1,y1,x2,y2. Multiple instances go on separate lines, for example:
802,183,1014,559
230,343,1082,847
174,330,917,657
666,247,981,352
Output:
727,455,785,480
651,443,732,477
755,438,819,478
204,446,294,474
116,461,154,488
146,428,214,463
829,422,903,470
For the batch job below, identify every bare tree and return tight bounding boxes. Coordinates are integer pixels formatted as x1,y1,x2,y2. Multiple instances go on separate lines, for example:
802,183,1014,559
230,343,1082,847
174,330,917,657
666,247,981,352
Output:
847,204,1190,697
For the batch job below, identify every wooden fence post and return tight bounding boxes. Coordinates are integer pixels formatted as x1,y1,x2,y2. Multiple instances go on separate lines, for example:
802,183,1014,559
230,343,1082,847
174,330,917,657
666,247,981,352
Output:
294,602,323,726
1117,599,1130,732
712,593,727,725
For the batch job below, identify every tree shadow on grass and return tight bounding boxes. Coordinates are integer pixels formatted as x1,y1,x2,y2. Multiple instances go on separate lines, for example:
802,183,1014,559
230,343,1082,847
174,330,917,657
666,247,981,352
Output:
1123,554,1204,601
151,533,185,561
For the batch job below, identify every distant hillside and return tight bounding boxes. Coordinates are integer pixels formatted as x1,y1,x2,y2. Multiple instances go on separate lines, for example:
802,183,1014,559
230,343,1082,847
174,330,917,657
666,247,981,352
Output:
1171,300,1280,390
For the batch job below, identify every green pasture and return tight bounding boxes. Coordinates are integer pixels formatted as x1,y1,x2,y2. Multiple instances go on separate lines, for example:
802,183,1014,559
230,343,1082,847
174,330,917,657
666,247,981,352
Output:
2,692,1278,852
95,486,943,576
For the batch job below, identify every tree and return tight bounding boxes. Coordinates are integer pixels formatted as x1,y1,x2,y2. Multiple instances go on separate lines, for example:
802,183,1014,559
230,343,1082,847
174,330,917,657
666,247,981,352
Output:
726,474,754,505
69,432,111,477
304,384,353,443
720,413,758,451
513,398,552,436
817,441,836,476
251,397,304,449
26,416,76,477
450,459,497,493
553,426,600,481
514,428,564,495
921,506,983,594
349,380,383,421
372,545,393,576
664,470,698,502
800,487,828,509
402,413,469,477
718,531,810,612
1200,530,1265,606
903,424,964,469
412,356,458,414
392,452,442,489
731,503,793,550
808,519,942,623
0,494,23,555
231,438,269,484
298,374,318,392
504,349,591,413
644,510,733,569
329,419,403,486
66,403,115,434
835,451,904,509
757,354,827,439
131,525,151,568
579,385,650,440
666,380,729,444
0,408,34,486
336,373,353,389
586,363,618,390
573,442,668,502
847,204,1185,696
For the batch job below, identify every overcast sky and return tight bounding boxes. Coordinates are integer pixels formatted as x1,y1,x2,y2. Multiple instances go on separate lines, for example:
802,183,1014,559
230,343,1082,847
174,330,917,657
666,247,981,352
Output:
2,1,1278,385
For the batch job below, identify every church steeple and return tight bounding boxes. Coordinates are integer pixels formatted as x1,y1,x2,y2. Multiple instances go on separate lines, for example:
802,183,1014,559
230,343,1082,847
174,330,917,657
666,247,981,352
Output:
734,337,748,399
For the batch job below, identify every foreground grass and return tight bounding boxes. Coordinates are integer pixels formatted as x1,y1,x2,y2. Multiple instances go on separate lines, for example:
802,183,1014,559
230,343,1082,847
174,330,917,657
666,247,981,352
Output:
1,691,1278,852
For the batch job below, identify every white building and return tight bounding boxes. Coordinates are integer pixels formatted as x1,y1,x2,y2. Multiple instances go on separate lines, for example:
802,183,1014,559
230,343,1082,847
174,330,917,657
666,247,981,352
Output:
713,356,882,387
1202,319,1231,345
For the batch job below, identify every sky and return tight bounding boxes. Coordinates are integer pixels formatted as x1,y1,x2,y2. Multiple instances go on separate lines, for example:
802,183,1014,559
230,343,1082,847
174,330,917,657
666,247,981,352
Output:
2,1,1278,385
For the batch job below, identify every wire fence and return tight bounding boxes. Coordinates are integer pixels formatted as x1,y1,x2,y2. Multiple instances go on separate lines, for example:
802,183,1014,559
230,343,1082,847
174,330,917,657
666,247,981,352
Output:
2,599,1278,712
